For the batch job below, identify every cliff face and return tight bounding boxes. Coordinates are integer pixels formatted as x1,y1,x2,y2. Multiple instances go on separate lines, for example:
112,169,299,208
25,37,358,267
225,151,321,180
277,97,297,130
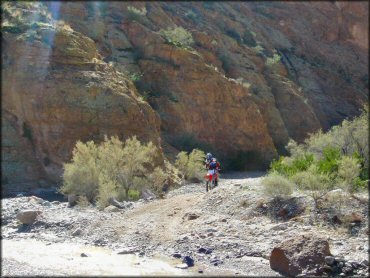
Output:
2,2,162,195
1,2,368,194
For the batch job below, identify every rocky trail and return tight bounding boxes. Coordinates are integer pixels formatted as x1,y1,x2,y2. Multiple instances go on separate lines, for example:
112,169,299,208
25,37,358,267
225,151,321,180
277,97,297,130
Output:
1,172,368,276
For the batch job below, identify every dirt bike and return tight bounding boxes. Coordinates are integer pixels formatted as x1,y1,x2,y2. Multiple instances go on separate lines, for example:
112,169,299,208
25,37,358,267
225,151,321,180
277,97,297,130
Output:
205,169,219,192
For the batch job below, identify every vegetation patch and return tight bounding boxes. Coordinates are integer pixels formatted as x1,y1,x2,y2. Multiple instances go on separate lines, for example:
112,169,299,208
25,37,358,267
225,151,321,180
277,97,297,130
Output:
60,136,168,208
175,149,205,182
266,107,368,224
159,26,194,49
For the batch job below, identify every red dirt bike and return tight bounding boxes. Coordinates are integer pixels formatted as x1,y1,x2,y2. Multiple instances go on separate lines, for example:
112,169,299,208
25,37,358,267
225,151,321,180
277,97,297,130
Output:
205,169,219,192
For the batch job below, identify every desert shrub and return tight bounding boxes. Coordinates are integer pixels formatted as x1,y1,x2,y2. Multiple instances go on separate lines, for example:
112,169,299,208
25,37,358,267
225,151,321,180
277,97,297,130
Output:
270,153,314,177
127,5,147,21
159,26,194,48
316,146,341,176
60,141,100,202
175,149,205,181
262,172,294,198
291,165,333,213
301,107,368,164
77,196,90,207
128,189,140,200
60,136,158,208
266,53,281,67
149,167,168,194
96,173,118,209
337,156,361,193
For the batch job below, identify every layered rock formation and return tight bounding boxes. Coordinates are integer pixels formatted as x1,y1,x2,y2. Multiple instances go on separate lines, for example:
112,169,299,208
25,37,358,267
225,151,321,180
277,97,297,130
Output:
2,2,368,194
2,2,161,195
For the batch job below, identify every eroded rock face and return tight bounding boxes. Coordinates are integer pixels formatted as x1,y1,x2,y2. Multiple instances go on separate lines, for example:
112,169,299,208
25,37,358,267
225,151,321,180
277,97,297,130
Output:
270,233,331,276
2,3,162,195
49,2,367,156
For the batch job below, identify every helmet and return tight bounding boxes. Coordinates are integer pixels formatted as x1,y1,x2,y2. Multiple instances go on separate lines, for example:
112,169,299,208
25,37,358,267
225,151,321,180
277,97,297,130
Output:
212,158,217,162
206,153,212,159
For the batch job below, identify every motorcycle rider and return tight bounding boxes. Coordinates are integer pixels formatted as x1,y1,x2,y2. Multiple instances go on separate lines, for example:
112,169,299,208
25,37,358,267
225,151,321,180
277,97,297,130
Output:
205,153,213,169
208,157,221,187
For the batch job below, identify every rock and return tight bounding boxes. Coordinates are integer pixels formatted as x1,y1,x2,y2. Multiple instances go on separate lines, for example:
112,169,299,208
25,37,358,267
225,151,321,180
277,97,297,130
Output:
361,259,368,266
108,197,126,209
183,213,200,220
325,256,335,265
51,201,60,205
141,188,156,200
270,233,331,276
342,266,352,274
172,253,182,259
117,247,139,255
29,196,43,204
271,223,288,231
104,205,121,212
68,195,78,207
175,263,188,269
198,247,213,254
198,269,203,273
72,228,82,236
16,210,42,224
42,201,51,206
80,253,88,257
182,256,194,267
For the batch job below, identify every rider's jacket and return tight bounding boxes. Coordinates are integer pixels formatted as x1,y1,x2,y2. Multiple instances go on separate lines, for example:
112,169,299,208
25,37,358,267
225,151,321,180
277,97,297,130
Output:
209,161,220,170
205,158,212,169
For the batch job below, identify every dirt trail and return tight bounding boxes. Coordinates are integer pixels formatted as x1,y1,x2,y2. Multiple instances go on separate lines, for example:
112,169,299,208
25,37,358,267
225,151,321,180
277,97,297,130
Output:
1,171,368,276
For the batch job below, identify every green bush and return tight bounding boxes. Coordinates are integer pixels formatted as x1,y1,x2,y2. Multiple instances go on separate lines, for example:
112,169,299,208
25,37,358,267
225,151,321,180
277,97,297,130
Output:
291,165,333,212
262,172,294,198
175,149,205,181
128,189,140,200
316,146,341,176
337,156,361,193
270,153,314,177
159,26,194,49
266,53,281,67
60,136,158,208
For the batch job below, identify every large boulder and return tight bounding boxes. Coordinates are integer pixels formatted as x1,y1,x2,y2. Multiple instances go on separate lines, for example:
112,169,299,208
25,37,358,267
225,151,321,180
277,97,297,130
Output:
16,210,42,224
270,233,331,276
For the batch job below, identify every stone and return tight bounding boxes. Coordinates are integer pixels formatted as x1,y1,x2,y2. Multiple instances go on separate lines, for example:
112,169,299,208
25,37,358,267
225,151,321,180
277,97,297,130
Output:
342,266,352,274
16,210,42,224
325,256,335,265
361,259,368,266
72,228,82,236
117,247,139,255
107,197,126,209
80,253,88,257
42,201,51,206
29,196,44,204
182,256,194,267
270,233,331,276
172,253,182,259
68,195,78,207
104,205,121,212
198,247,213,254
198,269,203,273
271,223,288,231
175,263,188,269
51,201,60,205
183,213,200,220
